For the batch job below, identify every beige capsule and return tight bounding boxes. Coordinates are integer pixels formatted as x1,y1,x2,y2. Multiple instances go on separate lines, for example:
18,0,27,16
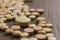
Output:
38,30,46,34
36,9,44,13
0,19,4,23
21,38,29,40
0,12,6,15
35,34,46,40
4,9,12,14
38,23,46,28
24,28,34,35
15,1,24,5
43,28,52,33
5,14,13,20
28,24,36,28
46,33,54,37
11,13,19,18
3,0,11,2
13,9,21,13
15,15,31,26
29,37,38,40
15,4,23,10
29,8,36,12
23,5,29,9
13,30,21,37
11,25,21,30
29,15,36,19
5,28,14,35
23,9,29,13
31,12,39,16
33,26,43,33
29,15,36,21
37,17,45,21
16,0,24,2
1,18,7,21
0,15,5,18
7,6,15,11
48,37,56,40
20,32,29,38
0,23,7,26
24,12,31,16
39,21,46,24
1,25,9,31
46,23,53,28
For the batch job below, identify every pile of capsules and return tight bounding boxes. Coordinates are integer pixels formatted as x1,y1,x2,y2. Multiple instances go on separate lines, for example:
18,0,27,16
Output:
0,0,56,40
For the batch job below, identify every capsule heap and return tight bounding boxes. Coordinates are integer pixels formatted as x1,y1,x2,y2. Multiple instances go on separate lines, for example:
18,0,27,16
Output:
0,0,56,40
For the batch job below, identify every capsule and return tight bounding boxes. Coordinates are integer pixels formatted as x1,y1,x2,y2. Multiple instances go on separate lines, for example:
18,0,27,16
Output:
33,26,43,33
28,24,36,28
36,9,44,13
46,23,53,28
29,37,38,40
35,34,46,40
48,37,56,40
29,15,36,21
29,8,36,12
38,30,46,34
20,32,29,38
39,21,46,24
46,33,54,37
24,28,34,36
11,25,21,30
13,30,21,37
38,23,46,28
21,38,29,40
15,15,31,27
43,28,52,33
5,28,13,35
31,12,39,16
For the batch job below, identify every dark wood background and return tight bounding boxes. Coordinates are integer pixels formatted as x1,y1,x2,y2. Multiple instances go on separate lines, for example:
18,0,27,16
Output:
0,0,60,40
26,0,60,40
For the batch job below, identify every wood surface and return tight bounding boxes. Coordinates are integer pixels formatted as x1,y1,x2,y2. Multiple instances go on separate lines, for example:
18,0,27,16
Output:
0,0,59,40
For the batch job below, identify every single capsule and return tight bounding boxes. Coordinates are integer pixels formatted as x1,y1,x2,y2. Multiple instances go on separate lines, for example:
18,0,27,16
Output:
0,19,4,23
28,24,36,28
24,28,34,35
13,30,21,37
5,28,13,35
29,37,38,40
21,38,29,40
31,12,39,16
38,30,46,34
35,34,46,40
24,12,31,16
29,8,36,12
5,14,13,20
38,23,46,28
37,17,45,21
46,23,53,28
36,9,44,13
33,26,43,33
43,28,52,33
29,15,36,21
46,33,54,37
1,25,9,31
48,37,56,40
39,21,46,24
20,32,29,38
15,15,31,26
11,25,21,30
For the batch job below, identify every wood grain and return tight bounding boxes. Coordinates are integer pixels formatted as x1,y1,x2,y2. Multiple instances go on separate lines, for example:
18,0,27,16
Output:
26,0,60,40
0,0,59,40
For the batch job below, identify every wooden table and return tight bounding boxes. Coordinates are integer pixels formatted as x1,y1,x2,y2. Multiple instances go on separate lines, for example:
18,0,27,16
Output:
25,0,59,40
0,0,59,40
